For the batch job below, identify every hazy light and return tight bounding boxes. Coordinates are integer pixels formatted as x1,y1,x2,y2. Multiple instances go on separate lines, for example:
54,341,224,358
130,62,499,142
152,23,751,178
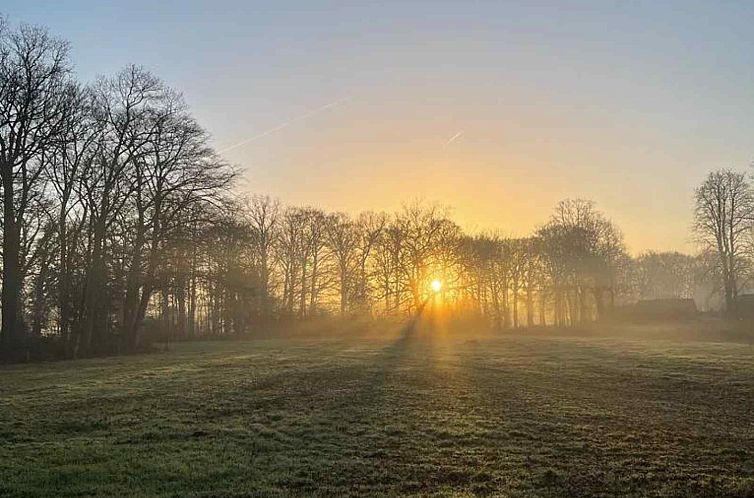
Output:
430,279,442,293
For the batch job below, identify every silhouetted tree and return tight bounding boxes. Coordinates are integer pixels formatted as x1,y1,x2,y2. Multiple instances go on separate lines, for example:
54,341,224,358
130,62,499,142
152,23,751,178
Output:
0,20,77,357
694,169,754,314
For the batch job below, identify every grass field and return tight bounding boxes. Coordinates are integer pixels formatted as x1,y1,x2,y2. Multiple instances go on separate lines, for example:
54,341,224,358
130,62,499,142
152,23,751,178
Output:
2,326,754,497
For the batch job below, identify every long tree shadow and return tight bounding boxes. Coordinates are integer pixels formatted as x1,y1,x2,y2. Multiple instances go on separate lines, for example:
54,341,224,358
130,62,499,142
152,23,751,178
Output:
312,300,448,489
371,300,428,369
238,302,438,494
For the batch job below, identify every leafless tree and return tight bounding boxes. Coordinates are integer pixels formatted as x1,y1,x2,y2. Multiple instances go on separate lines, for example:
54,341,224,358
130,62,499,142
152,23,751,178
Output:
694,169,754,313
0,21,77,356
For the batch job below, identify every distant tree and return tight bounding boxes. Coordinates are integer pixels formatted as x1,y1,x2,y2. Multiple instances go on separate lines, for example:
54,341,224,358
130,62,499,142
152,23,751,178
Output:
352,212,386,311
630,251,696,300
325,212,360,316
393,202,450,311
694,169,754,314
373,221,404,313
247,195,280,321
301,208,331,317
537,199,626,325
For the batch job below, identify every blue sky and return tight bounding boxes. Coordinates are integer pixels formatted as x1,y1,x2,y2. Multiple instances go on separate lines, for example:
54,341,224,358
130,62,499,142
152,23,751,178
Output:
5,1,754,252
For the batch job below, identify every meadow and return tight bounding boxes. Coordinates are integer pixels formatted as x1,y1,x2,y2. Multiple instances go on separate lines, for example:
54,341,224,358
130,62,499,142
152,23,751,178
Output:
1,326,753,497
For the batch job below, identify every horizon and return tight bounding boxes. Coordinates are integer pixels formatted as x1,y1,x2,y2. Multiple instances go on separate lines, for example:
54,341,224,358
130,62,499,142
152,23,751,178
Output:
6,1,754,252
4,5,754,497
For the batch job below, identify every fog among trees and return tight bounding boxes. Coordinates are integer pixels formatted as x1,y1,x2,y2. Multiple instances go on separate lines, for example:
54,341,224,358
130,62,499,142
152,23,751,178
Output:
0,18,750,361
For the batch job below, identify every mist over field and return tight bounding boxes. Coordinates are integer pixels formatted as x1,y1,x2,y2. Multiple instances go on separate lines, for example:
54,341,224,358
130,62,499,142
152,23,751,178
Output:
2,2,754,497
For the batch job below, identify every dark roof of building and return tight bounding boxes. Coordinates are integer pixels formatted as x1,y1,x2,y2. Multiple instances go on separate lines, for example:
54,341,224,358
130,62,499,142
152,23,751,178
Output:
634,298,697,315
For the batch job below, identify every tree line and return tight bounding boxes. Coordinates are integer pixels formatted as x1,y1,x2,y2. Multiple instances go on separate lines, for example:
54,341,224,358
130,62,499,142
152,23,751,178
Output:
144,196,720,341
0,20,233,359
0,18,740,361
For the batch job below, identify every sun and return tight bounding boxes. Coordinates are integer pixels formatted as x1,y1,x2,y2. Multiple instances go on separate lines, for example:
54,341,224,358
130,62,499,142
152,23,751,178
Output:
430,279,442,293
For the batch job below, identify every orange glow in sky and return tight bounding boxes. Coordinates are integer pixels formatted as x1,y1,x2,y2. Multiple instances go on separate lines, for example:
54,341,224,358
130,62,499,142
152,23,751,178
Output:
15,1,753,254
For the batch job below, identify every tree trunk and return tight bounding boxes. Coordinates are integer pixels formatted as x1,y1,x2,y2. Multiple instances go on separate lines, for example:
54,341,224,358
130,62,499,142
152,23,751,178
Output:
340,263,348,316
31,262,50,337
526,285,534,327
1,177,23,358
176,283,187,339
539,291,547,327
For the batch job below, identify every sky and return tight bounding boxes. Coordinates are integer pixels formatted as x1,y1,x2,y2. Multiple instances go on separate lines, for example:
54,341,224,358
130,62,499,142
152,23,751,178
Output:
5,1,754,253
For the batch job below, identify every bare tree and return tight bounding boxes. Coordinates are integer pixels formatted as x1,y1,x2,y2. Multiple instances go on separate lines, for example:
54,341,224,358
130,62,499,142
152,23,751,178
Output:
0,21,77,356
248,195,279,321
630,251,696,300
325,212,360,315
352,212,386,312
694,169,754,314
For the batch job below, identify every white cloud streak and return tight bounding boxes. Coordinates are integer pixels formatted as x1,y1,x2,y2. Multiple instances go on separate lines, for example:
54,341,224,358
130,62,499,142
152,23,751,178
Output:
444,130,464,147
218,97,351,154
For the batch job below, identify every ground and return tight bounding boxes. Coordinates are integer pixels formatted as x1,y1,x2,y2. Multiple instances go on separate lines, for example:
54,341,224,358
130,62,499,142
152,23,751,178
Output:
1,327,754,497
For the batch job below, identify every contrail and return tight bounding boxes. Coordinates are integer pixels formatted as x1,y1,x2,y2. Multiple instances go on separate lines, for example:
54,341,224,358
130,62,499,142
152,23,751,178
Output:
444,130,464,147
218,97,351,154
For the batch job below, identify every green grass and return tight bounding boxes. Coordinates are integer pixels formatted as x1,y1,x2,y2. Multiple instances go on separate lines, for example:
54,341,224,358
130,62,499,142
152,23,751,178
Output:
1,329,754,497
